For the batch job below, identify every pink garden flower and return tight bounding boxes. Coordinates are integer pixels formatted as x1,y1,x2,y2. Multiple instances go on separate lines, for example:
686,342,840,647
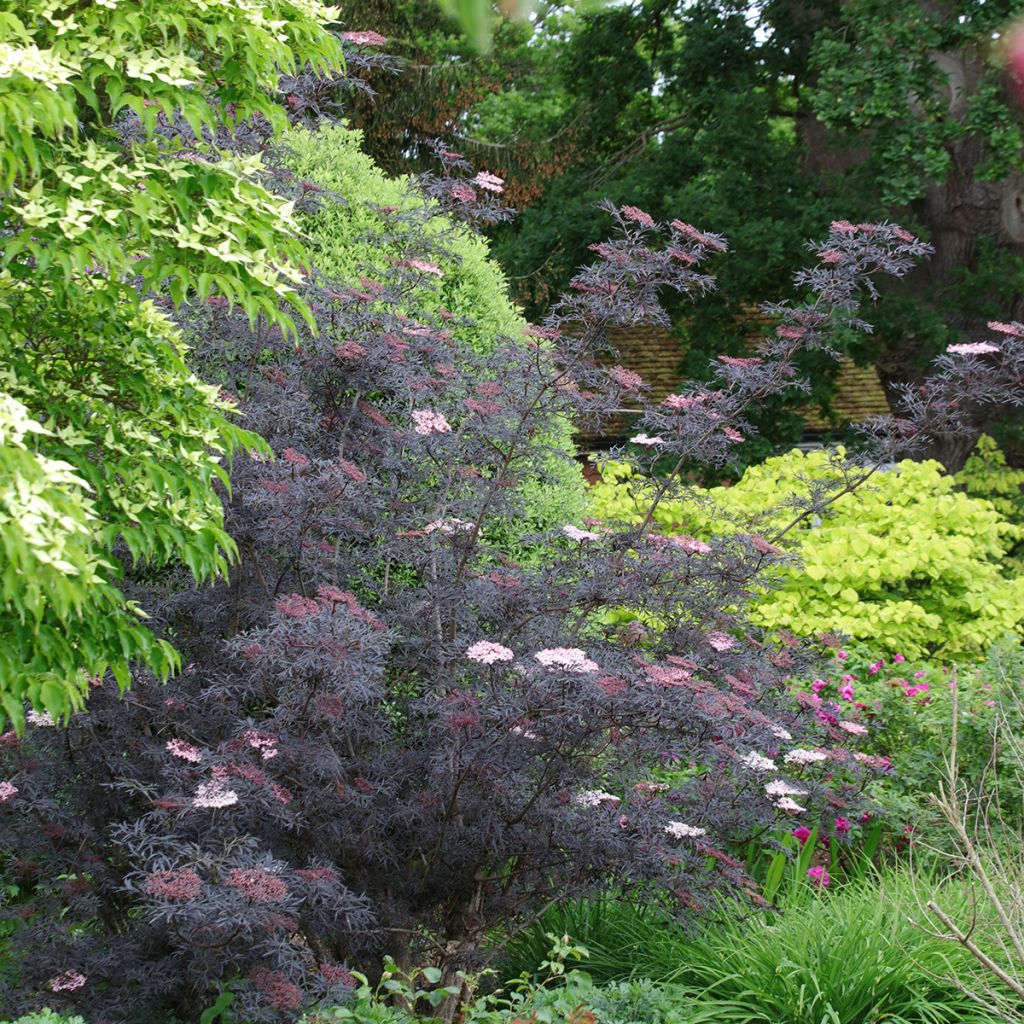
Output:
192,781,238,809
450,182,477,203
563,525,601,542
792,826,812,845
839,721,868,735
576,789,621,808
49,970,87,992
834,816,851,833
226,867,289,903
947,342,1000,356
407,258,444,277
706,631,737,652
166,738,202,763
342,30,388,46
0,780,18,803
839,685,855,701
145,867,203,901
621,205,655,227
473,171,504,193
411,409,452,435
811,678,828,693
465,640,515,664
807,865,830,887
609,365,645,390
534,648,599,673
665,821,706,839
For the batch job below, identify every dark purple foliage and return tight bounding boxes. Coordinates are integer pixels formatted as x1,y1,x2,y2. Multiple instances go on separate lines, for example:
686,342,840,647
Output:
2,128,1023,1023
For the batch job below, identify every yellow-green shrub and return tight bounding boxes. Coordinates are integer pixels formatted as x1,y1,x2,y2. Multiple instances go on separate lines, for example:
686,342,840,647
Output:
588,450,1024,658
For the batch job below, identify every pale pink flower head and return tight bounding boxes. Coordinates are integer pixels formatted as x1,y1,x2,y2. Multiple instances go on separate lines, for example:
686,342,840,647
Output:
192,781,238,809
739,751,776,773
166,738,202,763
621,205,655,227
665,821,706,839
947,341,1000,356
674,535,711,555
988,320,1024,336
226,867,289,903
839,720,868,735
534,647,599,673
576,789,622,808
706,631,736,652
407,258,444,277
765,779,808,798
807,865,830,887
784,748,827,766
630,433,665,446
411,409,452,435
49,970,87,992
776,796,806,813
145,867,202,901
563,525,601,542
450,182,477,203
473,171,504,193
26,709,55,727
342,30,388,46
722,427,744,443
609,365,645,390
0,780,18,803
465,640,515,665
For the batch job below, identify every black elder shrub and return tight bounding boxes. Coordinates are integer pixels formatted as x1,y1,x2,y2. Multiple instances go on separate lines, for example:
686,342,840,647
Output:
2,161,1024,1022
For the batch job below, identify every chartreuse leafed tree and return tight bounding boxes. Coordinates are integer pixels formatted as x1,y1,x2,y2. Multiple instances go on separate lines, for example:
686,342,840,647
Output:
0,1,343,729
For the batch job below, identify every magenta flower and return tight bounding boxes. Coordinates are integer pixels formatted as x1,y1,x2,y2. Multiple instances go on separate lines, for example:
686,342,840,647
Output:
834,816,851,833
792,826,812,845
836,650,848,660
810,678,827,693
807,865,830,887
893,653,906,663
839,685,855,701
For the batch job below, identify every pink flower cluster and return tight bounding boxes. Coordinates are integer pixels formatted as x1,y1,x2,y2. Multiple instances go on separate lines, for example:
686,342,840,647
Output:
226,867,289,903
192,781,238,808
166,738,202,763
609,365,645,390
473,171,504,193
0,780,18,802
411,409,452,435
563,524,601,542
807,865,830,887
145,867,202,901
621,205,655,227
341,30,388,46
465,640,515,664
947,342,1000,356
49,970,87,992
534,647,599,673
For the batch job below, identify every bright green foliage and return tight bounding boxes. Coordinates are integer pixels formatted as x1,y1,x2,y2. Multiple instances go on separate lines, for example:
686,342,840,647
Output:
958,435,1024,562
282,124,584,539
5,1013,86,1024
0,1,343,727
501,875,996,1024
588,450,1024,658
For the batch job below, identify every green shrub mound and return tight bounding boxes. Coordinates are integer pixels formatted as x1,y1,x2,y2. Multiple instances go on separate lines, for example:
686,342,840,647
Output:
281,125,584,543
589,449,1024,658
